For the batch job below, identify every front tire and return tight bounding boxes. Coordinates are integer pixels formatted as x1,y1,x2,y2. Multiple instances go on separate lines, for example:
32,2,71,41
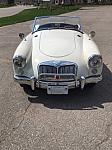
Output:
86,83,96,88
20,84,36,96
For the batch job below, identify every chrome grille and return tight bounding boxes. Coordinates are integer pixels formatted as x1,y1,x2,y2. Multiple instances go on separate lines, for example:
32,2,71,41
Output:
39,65,57,74
59,65,76,74
38,61,77,81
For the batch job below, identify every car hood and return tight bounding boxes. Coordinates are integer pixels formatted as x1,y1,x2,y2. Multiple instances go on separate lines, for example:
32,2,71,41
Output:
33,30,83,58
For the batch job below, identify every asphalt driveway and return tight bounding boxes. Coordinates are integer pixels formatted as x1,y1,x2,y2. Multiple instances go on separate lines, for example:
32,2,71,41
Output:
0,6,112,150
0,5,34,18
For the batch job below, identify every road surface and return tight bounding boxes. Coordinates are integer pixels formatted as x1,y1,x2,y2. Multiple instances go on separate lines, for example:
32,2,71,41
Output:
0,5,34,18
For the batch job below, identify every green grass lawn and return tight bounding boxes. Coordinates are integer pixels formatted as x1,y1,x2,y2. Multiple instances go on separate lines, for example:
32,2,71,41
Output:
0,5,80,27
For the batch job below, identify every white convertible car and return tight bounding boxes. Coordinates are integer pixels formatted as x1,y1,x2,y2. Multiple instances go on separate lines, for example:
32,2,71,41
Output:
13,16,103,94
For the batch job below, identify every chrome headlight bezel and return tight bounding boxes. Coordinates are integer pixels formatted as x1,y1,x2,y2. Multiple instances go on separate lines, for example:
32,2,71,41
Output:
88,55,102,68
13,56,26,68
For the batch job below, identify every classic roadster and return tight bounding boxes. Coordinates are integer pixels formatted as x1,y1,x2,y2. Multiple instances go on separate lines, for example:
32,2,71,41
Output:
13,16,103,94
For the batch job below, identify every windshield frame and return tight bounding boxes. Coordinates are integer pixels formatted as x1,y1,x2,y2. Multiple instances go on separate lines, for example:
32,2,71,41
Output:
32,16,83,33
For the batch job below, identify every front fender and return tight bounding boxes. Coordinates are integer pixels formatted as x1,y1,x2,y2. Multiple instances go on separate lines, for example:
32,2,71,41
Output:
13,33,33,77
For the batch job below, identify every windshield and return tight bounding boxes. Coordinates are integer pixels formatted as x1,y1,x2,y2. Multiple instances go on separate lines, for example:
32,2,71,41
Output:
33,16,83,33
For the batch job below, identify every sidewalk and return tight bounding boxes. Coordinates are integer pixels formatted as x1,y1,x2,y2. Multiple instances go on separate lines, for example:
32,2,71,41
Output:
0,5,35,18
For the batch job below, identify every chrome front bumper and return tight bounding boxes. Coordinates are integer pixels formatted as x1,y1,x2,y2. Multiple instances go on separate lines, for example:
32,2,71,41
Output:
14,75,102,91
14,75,36,90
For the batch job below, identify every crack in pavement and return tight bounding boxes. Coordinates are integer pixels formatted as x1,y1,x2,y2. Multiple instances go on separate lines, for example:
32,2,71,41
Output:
12,102,31,131
0,72,5,81
0,102,31,144
94,121,112,149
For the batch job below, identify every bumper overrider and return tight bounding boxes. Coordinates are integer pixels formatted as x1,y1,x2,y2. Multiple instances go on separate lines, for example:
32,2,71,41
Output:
14,74,102,91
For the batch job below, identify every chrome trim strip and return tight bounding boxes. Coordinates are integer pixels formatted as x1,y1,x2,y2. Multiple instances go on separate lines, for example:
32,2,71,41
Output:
14,74,102,91
36,80,78,89
85,75,102,83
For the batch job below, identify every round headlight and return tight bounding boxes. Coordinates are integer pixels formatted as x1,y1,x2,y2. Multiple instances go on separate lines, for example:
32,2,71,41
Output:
13,56,26,68
88,55,102,68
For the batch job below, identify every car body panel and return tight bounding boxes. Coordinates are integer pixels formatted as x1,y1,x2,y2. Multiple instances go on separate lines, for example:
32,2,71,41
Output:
13,16,103,94
39,30,76,57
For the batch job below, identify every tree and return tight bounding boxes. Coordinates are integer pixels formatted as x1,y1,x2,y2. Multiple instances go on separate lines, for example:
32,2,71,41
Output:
94,0,99,4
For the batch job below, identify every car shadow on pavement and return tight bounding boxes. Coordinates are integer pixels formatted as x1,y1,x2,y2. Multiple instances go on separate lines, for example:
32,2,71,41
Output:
27,64,112,110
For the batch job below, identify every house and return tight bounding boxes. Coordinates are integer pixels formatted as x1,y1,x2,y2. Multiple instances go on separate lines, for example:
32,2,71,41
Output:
0,0,8,4
16,0,33,5
1,0,112,5
0,0,15,4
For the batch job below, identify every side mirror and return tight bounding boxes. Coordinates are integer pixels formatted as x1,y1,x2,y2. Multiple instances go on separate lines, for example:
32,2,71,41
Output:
19,33,25,39
89,31,96,38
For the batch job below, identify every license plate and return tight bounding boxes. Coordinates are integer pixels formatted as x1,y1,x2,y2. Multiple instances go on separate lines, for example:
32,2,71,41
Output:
47,85,68,94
